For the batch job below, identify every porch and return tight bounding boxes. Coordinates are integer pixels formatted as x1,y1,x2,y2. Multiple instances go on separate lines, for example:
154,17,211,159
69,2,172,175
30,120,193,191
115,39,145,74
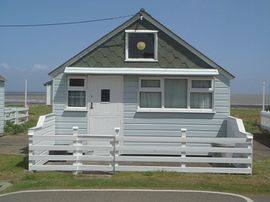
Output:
28,114,253,174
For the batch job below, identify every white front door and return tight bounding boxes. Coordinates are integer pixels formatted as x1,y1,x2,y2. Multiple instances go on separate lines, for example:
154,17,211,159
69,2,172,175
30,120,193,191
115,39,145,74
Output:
88,75,123,136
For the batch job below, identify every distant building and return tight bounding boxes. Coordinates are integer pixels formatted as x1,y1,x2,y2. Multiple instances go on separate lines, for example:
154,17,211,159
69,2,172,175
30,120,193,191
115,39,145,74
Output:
0,75,5,136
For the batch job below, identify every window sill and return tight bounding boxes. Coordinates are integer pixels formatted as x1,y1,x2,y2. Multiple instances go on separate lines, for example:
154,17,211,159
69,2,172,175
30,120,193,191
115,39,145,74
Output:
125,58,158,62
136,108,216,114
64,107,88,112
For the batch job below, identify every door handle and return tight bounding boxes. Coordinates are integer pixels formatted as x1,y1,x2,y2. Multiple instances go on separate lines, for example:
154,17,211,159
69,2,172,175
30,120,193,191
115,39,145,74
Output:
90,102,93,109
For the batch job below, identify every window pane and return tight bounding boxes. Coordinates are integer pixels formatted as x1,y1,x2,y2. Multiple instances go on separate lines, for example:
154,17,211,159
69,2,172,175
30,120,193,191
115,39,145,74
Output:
140,92,161,108
192,80,211,88
190,93,212,109
101,89,110,102
141,80,160,88
68,91,86,107
69,78,84,87
128,33,155,59
164,79,187,108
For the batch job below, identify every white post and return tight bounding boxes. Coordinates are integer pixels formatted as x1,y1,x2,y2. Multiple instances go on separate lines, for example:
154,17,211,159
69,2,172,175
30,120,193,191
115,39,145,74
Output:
15,110,19,124
72,126,81,175
247,135,253,173
25,80,28,108
112,127,120,174
262,81,266,111
180,128,187,168
28,130,34,171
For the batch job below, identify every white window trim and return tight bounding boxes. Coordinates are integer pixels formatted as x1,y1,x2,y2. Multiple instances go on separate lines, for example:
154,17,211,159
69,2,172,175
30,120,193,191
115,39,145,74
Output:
65,76,87,111
125,30,158,62
137,77,215,113
190,78,214,110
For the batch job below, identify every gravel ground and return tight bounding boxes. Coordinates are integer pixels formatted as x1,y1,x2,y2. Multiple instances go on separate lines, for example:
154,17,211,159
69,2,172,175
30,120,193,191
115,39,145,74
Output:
0,135,28,155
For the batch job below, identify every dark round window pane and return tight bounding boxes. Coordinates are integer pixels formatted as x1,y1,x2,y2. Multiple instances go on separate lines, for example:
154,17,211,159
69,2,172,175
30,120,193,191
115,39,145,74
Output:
128,33,155,59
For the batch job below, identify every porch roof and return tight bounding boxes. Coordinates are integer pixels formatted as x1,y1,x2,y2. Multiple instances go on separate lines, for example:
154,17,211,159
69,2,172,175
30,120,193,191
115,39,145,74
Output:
64,67,219,76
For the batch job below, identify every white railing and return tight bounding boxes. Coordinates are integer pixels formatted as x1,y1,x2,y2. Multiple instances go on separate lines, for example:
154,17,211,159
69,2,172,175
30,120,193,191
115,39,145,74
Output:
260,111,270,132
226,116,253,170
28,113,55,168
29,126,253,174
4,107,29,124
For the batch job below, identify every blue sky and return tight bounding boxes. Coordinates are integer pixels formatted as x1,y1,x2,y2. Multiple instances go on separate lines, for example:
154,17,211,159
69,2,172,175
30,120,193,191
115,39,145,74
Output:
0,0,270,94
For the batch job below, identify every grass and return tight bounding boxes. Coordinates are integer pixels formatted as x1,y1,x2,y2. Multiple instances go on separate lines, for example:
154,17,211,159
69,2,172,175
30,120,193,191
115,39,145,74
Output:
0,154,269,194
231,108,261,134
4,105,52,135
0,106,269,194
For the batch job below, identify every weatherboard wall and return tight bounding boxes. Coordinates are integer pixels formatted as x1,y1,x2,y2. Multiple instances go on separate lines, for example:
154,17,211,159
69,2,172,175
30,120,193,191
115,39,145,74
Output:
0,81,5,135
52,72,230,139
53,73,88,135
123,73,230,143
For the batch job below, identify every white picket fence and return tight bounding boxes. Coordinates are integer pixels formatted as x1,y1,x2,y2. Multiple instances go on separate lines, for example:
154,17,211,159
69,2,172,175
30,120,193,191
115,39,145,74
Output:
4,107,29,124
260,111,270,132
28,114,253,174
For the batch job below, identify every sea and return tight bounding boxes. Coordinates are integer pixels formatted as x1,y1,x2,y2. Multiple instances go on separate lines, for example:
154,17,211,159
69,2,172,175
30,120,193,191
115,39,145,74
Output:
5,92,46,105
4,92,270,108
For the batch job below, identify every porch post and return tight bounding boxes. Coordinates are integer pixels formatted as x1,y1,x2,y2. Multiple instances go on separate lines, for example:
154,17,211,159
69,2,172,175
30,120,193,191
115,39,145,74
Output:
112,127,120,173
181,128,187,168
72,126,82,175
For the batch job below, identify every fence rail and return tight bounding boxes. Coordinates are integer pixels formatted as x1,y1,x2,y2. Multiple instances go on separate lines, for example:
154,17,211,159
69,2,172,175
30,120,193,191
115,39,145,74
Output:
4,107,29,124
29,119,253,174
260,111,270,132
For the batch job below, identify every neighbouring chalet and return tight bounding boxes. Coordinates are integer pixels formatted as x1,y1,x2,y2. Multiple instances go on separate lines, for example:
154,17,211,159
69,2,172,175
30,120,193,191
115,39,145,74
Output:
29,9,253,174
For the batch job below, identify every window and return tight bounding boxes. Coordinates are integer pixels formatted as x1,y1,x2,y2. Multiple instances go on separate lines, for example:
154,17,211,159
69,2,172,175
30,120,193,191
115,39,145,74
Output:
139,79,161,108
101,89,110,102
125,30,158,61
69,78,84,87
164,79,187,108
190,80,213,109
139,78,214,111
67,77,86,108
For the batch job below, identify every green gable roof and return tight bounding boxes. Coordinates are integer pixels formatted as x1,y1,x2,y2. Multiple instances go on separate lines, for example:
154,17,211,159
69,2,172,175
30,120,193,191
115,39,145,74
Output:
49,9,234,79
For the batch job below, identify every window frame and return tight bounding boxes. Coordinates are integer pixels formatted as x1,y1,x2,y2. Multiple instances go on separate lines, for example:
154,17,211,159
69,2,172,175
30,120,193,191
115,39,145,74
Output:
66,76,87,111
189,78,214,110
101,89,111,103
138,77,215,113
125,30,158,62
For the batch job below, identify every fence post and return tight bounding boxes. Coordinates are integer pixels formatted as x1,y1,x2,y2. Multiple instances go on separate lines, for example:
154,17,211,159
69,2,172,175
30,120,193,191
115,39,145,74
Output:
15,110,19,124
72,126,82,175
247,135,253,173
112,127,120,174
181,128,187,168
25,108,29,122
28,130,34,172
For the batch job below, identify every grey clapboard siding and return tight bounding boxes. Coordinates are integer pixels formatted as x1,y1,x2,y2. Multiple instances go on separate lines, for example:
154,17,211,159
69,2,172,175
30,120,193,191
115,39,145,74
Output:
53,73,88,135
123,74,230,139
0,81,5,134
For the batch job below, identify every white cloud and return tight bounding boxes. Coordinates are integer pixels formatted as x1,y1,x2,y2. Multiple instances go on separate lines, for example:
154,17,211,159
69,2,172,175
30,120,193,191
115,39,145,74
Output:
32,64,49,71
0,62,10,70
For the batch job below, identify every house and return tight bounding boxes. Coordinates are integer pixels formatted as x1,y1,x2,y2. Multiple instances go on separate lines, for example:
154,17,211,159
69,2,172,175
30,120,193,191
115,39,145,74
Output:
44,80,53,106
0,75,5,136
29,9,253,174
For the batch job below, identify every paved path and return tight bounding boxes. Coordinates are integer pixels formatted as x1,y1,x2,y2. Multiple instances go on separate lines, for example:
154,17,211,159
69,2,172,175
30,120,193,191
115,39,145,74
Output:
0,190,253,202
